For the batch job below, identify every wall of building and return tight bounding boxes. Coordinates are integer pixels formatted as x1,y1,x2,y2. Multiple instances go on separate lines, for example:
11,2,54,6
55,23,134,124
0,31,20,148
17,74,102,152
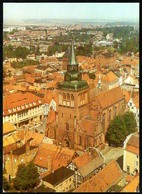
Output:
123,150,139,175
101,100,125,134
56,88,90,149
43,174,75,192
3,104,44,127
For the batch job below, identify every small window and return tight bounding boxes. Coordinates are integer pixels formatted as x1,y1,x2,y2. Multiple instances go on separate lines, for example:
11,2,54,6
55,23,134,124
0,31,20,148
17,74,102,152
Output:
62,113,63,118
127,165,130,173
135,161,138,166
136,155,139,159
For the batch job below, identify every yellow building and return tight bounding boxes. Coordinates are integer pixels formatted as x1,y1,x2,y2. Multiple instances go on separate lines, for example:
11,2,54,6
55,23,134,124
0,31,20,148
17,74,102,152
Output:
3,122,17,137
42,166,75,192
123,132,139,175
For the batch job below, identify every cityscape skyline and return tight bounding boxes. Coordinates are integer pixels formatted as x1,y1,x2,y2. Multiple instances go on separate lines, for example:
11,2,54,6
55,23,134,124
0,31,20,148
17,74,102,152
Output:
4,3,139,24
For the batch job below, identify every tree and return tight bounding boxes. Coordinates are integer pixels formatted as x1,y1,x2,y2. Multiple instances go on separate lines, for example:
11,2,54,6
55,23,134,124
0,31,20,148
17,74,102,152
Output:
11,59,39,69
123,111,137,135
14,46,30,59
3,176,11,191
106,115,126,147
106,111,137,147
13,163,39,191
88,72,96,80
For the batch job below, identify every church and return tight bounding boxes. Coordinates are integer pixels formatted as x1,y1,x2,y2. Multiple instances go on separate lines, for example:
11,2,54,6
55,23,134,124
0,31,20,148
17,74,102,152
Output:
55,41,105,151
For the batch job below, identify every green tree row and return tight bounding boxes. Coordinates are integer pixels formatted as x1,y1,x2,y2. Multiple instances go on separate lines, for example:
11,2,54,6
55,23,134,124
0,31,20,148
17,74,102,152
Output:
3,45,30,60
11,59,39,69
96,26,134,39
47,42,68,56
118,35,139,54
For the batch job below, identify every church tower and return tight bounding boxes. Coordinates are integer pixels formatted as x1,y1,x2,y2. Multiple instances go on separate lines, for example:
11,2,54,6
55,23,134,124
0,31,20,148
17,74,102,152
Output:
56,41,90,149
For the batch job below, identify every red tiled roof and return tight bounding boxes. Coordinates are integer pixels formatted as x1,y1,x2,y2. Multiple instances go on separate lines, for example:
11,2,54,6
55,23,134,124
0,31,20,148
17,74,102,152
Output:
47,110,56,124
34,143,75,171
126,175,135,183
103,71,119,83
132,94,139,109
94,86,124,109
3,122,16,135
78,118,97,136
74,161,123,192
121,175,139,192
126,145,139,155
72,152,95,169
3,92,43,116
126,133,139,155
122,89,130,103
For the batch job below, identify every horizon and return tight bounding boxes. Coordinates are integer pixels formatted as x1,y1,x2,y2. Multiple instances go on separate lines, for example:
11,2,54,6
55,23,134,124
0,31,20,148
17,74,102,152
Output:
4,3,139,25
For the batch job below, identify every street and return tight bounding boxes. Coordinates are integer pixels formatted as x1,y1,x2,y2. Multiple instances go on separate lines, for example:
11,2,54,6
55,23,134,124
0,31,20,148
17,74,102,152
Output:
101,146,124,164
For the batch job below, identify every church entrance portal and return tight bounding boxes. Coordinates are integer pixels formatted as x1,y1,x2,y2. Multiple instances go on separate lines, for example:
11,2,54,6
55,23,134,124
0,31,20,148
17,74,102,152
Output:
64,138,70,147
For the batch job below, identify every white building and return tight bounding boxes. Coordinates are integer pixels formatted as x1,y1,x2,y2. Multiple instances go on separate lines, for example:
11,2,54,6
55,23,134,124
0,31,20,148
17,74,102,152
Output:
123,133,139,175
3,92,45,128
127,94,139,128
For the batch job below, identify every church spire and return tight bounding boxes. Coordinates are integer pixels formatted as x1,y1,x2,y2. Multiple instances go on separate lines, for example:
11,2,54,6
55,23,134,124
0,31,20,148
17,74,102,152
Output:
68,40,78,66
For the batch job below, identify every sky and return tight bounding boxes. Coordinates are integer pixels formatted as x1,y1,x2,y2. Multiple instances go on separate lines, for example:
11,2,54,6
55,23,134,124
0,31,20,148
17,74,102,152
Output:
3,3,139,22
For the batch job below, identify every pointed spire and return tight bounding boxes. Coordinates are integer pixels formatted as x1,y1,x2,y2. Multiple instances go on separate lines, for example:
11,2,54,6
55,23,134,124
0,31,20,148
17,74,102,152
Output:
68,40,78,66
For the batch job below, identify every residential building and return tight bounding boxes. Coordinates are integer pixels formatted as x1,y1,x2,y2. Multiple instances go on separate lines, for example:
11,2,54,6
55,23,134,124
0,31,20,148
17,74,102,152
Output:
103,71,119,90
35,65,50,75
123,132,139,175
34,143,75,175
3,92,45,127
127,94,139,127
67,149,104,188
74,161,125,192
42,166,75,192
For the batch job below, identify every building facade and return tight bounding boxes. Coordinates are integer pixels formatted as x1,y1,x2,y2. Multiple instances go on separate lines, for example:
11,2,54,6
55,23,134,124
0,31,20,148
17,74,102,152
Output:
123,133,139,175
55,41,105,150
42,166,75,192
3,92,45,128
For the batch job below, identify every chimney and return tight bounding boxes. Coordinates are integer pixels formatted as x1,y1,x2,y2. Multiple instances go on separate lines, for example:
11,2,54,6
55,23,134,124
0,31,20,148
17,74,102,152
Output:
26,140,30,155
26,138,33,155
47,155,52,172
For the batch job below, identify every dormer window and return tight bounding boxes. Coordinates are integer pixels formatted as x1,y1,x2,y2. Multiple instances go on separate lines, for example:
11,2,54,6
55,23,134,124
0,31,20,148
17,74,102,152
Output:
13,108,16,112
38,100,41,104
25,104,28,108
33,102,36,105
8,109,12,113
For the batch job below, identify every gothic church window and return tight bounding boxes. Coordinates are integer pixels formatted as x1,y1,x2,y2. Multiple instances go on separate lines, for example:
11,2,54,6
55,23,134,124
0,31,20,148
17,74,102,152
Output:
66,123,69,131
